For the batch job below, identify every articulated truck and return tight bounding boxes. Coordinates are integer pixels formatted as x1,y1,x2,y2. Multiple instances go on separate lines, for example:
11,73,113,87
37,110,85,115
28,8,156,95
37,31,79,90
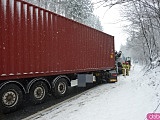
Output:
0,0,117,113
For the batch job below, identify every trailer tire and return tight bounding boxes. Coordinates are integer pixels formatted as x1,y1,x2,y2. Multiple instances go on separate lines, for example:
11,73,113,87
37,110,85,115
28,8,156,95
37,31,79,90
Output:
54,78,68,98
0,84,23,113
29,81,48,104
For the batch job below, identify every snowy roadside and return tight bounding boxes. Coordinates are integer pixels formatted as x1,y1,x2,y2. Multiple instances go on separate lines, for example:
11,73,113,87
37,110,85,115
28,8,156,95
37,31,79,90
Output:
29,64,160,120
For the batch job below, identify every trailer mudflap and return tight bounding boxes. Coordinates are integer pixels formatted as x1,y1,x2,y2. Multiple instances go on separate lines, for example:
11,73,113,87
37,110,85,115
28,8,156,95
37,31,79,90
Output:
108,70,117,83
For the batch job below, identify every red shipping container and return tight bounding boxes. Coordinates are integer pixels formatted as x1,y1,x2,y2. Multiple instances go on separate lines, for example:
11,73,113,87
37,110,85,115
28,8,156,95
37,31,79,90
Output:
0,0,115,81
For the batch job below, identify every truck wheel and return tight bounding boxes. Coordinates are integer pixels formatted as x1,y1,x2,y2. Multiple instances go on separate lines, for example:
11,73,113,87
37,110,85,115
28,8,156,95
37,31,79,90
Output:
29,81,48,104
0,84,23,113
54,78,68,98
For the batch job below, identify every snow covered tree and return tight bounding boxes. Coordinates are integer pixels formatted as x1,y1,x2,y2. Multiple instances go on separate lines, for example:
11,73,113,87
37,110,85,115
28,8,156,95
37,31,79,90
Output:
84,14,103,31
22,0,103,31
99,0,160,67
121,0,160,67
65,0,93,22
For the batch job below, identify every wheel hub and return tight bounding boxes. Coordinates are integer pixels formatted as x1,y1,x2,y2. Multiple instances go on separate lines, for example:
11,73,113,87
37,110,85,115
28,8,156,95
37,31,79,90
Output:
58,82,66,94
2,91,18,107
34,86,45,100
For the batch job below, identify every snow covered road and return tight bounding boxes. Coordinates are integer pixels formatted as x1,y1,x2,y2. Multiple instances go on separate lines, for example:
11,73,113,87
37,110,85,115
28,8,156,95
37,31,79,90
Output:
26,65,160,120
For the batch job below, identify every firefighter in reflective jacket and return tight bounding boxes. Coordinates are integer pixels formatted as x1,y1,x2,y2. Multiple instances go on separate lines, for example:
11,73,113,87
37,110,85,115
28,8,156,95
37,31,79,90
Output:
126,62,130,76
122,62,129,76
122,63,126,76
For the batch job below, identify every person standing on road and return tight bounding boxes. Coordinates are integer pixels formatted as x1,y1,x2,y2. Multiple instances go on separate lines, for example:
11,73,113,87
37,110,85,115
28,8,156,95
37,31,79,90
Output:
122,62,130,76
126,62,130,76
122,62,126,76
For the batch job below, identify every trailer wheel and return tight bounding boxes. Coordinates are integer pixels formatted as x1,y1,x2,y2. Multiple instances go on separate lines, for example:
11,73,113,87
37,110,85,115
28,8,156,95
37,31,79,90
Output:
0,84,23,113
54,78,68,98
29,81,48,104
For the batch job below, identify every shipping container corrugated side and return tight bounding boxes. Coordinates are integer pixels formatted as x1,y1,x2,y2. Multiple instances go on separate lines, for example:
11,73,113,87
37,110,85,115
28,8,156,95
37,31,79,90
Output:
0,0,115,80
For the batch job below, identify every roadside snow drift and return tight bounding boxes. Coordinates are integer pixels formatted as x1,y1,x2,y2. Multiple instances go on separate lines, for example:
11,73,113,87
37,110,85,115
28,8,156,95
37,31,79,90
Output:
30,64,160,120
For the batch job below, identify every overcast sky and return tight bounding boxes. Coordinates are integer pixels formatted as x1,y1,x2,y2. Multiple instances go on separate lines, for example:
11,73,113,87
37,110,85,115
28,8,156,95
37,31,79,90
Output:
93,1,128,51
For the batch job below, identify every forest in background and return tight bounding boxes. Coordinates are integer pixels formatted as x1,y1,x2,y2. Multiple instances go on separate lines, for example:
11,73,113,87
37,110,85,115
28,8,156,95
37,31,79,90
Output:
22,0,103,31
112,0,160,68
91,0,160,68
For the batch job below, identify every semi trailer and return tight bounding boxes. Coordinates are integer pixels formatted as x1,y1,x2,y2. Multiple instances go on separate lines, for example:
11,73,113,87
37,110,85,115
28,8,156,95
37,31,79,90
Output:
0,0,117,113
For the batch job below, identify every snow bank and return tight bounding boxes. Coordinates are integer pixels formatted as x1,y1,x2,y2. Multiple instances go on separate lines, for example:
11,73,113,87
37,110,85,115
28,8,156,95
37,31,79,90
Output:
32,64,160,120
